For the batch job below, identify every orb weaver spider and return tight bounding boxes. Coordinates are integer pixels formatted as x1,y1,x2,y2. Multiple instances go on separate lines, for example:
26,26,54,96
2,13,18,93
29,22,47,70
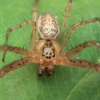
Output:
0,0,100,77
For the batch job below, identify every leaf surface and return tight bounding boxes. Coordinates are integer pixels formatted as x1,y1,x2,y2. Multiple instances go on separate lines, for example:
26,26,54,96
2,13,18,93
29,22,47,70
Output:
0,0,100,100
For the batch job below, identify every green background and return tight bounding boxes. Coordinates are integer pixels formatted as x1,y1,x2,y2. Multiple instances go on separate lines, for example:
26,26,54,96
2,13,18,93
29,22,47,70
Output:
0,0,100,100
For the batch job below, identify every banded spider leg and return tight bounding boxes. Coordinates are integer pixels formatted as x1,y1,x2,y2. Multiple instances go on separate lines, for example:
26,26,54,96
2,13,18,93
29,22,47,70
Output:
2,21,36,62
56,41,100,71
2,0,39,62
0,0,39,77
57,0,72,42
61,17,100,49
58,17,100,71
56,0,100,70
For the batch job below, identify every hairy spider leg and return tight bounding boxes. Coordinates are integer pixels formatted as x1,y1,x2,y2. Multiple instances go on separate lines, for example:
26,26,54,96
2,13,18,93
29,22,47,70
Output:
0,57,34,77
56,53,100,72
32,0,38,22
30,0,38,49
57,0,72,42
55,41,100,72
65,41,100,57
2,21,36,62
0,46,30,56
61,17,100,49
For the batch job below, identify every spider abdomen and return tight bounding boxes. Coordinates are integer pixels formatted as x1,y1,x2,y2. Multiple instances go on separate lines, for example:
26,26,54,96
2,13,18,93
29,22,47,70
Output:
37,13,60,39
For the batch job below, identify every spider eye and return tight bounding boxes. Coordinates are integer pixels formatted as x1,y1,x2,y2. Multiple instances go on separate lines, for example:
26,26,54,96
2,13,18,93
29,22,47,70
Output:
42,47,55,59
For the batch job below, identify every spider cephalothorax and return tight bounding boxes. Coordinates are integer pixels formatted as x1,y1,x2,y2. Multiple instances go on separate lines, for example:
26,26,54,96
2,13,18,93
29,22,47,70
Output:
1,0,100,77
33,39,62,75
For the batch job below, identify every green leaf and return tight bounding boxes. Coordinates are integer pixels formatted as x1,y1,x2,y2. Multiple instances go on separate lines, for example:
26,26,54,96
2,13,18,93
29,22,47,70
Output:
0,0,100,100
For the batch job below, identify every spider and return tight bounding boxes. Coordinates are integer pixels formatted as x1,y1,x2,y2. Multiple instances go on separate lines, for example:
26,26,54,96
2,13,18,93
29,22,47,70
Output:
0,0,100,77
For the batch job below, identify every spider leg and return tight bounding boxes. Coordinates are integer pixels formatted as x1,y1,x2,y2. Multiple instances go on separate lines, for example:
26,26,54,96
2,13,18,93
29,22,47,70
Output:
65,41,100,57
0,45,30,56
0,57,33,77
2,21,36,62
30,0,38,49
32,0,38,22
57,0,72,42
56,57,100,71
61,17,100,49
